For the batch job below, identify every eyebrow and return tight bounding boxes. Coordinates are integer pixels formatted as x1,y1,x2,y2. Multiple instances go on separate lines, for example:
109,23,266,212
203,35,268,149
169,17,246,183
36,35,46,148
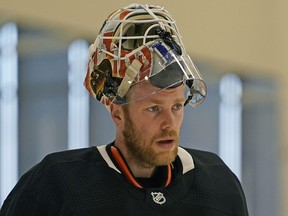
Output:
149,98,186,104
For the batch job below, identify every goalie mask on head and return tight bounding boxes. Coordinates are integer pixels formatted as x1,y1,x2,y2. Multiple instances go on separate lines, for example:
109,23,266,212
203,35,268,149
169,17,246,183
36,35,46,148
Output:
84,3,207,109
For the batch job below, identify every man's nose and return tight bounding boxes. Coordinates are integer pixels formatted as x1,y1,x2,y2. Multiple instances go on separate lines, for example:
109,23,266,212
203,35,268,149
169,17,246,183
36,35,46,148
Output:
161,110,176,130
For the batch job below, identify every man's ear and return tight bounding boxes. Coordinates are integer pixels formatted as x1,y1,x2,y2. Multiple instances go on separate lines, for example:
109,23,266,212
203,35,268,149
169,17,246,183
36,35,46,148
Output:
110,103,123,126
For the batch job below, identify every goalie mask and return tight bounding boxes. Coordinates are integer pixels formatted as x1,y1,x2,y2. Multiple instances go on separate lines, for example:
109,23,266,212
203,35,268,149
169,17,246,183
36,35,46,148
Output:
84,4,207,107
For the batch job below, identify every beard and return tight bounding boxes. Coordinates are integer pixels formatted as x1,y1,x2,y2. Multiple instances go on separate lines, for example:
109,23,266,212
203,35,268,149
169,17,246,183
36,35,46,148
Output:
122,107,179,168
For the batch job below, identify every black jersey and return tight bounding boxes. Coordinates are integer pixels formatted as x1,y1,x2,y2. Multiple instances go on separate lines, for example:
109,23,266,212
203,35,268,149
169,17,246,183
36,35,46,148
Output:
0,144,249,216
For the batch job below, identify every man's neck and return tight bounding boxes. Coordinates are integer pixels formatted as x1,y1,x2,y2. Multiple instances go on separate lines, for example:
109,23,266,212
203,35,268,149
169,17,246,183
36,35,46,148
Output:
114,141,156,178
127,160,156,178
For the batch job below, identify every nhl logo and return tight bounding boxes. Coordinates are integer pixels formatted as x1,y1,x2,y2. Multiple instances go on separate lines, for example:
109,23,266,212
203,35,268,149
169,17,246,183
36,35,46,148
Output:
151,192,166,205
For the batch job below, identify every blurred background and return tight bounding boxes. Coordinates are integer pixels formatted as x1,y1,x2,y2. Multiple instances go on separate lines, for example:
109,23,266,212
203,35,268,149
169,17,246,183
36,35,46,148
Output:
0,1,287,215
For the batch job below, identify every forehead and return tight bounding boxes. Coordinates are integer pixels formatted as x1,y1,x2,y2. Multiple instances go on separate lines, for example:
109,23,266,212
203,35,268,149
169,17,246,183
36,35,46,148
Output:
127,81,185,103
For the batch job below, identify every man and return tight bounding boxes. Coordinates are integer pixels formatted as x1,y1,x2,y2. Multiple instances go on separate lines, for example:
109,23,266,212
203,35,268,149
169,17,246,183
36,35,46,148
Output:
0,4,249,216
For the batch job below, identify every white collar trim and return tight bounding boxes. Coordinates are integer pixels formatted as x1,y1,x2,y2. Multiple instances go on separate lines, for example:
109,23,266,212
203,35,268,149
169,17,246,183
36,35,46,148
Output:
97,145,121,173
177,147,195,174
97,145,194,174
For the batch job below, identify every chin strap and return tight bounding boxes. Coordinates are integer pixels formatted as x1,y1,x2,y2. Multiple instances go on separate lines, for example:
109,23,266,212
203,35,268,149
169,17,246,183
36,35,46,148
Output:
110,146,172,188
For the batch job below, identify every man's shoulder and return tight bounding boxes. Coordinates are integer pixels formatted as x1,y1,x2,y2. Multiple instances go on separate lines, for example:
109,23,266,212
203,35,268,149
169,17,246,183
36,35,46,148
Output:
181,147,225,166
42,146,99,165
180,147,242,190
19,146,103,186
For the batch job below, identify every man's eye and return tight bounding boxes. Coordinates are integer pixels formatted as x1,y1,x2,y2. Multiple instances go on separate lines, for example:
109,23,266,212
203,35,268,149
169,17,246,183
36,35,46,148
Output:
173,103,183,110
147,106,160,112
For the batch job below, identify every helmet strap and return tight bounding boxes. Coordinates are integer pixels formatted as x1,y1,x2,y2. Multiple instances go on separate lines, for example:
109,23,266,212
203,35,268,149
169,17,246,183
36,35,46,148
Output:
117,59,142,97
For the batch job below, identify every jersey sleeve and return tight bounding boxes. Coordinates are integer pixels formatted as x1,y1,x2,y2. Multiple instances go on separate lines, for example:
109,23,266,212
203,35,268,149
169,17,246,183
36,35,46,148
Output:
185,148,249,216
0,166,49,216
0,188,48,216
0,157,62,216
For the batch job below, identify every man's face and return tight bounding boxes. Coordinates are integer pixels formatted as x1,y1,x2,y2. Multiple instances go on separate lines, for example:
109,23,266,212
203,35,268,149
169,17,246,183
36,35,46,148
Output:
121,81,185,168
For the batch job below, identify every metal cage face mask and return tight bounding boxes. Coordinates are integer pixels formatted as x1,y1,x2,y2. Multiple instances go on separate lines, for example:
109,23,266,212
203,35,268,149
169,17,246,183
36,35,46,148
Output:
84,3,207,107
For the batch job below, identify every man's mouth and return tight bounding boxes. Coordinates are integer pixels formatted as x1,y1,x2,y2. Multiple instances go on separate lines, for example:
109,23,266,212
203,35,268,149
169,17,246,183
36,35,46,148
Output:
157,139,174,144
156,138,176,149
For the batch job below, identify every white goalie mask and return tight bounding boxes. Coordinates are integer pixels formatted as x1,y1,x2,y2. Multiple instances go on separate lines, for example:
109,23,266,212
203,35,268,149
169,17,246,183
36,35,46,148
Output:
84,4,207,107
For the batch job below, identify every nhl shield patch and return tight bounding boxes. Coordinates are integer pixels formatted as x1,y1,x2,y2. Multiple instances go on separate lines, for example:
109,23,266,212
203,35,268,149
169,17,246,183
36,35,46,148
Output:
151,192,166,205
